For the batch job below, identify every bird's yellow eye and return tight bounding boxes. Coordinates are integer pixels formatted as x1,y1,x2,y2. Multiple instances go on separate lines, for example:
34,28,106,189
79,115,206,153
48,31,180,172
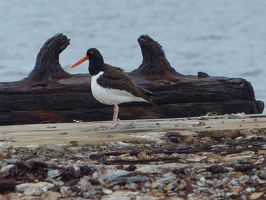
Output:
90,51,94,54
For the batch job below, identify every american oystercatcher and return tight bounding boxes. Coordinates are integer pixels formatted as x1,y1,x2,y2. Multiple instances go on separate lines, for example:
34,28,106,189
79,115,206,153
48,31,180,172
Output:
70,48,155,127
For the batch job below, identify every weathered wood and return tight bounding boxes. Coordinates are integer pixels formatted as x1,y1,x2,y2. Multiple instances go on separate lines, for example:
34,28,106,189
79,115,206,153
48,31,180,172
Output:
27,33,71,81
0,33,263,125
131,35,182,78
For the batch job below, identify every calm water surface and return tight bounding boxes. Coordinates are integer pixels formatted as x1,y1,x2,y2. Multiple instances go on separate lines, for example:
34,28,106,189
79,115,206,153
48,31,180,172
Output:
0,0,265,112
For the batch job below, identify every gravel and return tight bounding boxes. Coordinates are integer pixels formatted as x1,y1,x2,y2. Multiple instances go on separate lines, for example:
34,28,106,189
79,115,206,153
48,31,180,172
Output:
0,117,266,199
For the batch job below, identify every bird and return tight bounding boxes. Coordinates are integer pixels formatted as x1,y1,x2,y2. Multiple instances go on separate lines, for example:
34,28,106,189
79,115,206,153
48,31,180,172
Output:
70,48,155,127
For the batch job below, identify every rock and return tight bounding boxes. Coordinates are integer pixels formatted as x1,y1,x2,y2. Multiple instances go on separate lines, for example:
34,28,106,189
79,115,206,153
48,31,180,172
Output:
98,178,109,187
127,183,138,191
245,187,255,194
151,182,160,189
249,192,264,200
112,185,120,190
16,182,54,193
163,182,174,191
155,177,175,184
200,177,205,182
186,155,206,163
0,193,22,200
3,159,19,164
23,187,43,196
47,169,61,178
102,188,113,195
228,179,239,188
60,186,71,197
44,191,62,200
177,180,187,190
0,164,15,176
258,170,266,179
127,176,149,183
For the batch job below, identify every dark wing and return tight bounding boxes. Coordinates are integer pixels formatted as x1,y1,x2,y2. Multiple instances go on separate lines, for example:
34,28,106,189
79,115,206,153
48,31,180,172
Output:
97,64,155,104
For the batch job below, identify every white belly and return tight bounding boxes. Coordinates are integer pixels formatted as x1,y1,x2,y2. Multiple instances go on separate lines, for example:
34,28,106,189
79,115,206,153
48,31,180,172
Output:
91,72,147,105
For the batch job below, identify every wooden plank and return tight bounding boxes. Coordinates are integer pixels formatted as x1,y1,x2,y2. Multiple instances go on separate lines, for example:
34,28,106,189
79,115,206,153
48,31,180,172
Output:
0,114,265,147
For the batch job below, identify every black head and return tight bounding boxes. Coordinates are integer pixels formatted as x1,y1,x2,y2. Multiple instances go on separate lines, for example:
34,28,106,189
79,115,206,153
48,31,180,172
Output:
70,48,104,76
86,48,105,76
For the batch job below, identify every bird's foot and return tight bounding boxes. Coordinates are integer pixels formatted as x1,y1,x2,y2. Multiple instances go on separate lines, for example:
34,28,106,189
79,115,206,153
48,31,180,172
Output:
100,122,118,128
101,112,119,128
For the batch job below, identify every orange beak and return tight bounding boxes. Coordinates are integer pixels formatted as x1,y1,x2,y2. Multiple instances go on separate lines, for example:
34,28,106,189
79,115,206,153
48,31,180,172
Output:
70,55,89,68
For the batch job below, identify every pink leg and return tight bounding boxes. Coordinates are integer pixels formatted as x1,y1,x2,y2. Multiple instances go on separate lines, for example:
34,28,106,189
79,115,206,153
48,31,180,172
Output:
111,104,119,126
101,105,119,128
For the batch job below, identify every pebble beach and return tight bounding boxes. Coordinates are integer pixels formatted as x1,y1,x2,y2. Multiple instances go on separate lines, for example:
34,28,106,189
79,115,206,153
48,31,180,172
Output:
0,114,266,199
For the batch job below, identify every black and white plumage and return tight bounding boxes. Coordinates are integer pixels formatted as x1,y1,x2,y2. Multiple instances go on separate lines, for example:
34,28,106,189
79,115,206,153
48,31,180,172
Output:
70,48,155,127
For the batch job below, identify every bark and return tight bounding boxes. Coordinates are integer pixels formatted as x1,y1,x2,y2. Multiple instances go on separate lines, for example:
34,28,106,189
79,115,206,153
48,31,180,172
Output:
0,34,263,125
27,33,71,81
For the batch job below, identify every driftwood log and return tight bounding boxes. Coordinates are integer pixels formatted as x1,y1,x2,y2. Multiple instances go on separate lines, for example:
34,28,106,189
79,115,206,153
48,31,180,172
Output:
0,33,264,125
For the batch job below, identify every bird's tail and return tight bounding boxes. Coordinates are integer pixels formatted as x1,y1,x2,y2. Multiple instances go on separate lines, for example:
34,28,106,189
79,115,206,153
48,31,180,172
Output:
139,87,156,106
